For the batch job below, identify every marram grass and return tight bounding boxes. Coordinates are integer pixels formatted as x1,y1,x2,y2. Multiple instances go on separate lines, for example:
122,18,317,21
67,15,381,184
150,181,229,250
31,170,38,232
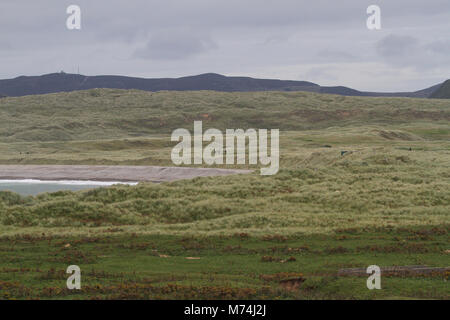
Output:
0,89,448,299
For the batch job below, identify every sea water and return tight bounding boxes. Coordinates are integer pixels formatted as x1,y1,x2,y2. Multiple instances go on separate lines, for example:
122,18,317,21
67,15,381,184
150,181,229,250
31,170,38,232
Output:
0,179,138,196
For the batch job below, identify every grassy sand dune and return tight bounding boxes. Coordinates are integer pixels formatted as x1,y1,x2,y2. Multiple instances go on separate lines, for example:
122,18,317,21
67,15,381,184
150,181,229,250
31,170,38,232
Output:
0,90,448,299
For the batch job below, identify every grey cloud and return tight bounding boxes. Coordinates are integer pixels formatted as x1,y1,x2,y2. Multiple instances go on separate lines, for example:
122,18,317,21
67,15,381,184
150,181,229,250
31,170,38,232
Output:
376,35,419,58
304,67,338,82
376,34,450,70
316,50,356,62
134,31,217,60
427,40,450,55
0,40,13,51
262,34,290,45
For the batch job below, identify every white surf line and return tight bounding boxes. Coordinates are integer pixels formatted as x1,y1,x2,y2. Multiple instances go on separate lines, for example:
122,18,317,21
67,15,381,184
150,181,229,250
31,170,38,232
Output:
0,179,138,186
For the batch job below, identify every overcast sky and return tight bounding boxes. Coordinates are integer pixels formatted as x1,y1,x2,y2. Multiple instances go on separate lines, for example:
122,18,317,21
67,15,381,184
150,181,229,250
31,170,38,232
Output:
0,0,449,91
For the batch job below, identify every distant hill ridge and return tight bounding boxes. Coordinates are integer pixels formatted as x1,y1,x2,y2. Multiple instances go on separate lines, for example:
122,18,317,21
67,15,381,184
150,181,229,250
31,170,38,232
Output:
430,80,450,99
0,72,447,98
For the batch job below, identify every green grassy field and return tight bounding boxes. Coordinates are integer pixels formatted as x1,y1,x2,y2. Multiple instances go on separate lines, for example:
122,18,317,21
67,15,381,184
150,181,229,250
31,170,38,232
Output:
0,89,449,299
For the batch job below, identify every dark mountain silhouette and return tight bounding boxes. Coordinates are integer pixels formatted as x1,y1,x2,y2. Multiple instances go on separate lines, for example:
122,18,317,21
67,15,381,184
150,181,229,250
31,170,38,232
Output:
430,80,450,99
0,72,446,98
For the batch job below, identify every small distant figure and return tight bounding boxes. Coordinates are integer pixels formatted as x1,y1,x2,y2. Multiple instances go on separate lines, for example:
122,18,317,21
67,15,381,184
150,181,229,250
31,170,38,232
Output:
341,151,348,156
409,147,412,151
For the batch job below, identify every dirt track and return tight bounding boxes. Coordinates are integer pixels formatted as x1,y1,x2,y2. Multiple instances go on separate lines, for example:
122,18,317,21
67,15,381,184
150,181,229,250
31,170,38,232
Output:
0,165,252,182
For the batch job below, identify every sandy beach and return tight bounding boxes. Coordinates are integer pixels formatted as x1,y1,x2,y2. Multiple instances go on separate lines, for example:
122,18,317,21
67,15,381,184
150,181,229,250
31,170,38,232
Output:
0,165,252,183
